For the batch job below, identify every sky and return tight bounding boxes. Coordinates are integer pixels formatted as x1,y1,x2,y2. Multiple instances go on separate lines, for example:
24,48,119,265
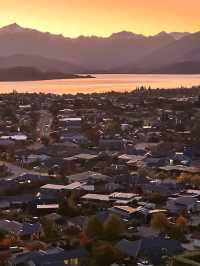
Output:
0,0,200,37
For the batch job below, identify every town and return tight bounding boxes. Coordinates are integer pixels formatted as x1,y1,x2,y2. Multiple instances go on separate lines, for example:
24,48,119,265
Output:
0,87,199,266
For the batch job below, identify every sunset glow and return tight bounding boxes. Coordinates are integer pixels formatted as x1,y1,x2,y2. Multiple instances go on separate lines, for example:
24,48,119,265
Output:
0,0,200,37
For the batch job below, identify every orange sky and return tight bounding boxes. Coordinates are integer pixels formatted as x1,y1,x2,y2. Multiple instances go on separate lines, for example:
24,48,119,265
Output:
0,0,200,37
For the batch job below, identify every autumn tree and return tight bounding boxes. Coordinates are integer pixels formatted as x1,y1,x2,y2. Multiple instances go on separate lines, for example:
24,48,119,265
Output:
148,192,166,204
0,229,7,242
79,231,91,247
176,216,188,232
84,216,103,239
40,136,50,146
151,213,169,232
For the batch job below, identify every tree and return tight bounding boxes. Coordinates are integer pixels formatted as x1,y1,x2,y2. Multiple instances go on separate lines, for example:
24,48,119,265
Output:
104,215,125,240
79,231,91,246
40,136,50,146
85,126,100,145
176,216,188,232
151,213,169,232
148,192,166,204
58,196,79,217
41,218,59,240
26,241,47,251
177,173,200,187
105,120,121,136
84,216,103,239
92,243,121,266
0,229,7,241
168,224,185,241
50,131,60,142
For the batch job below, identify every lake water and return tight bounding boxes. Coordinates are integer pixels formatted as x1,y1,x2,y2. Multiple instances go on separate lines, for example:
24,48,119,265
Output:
0,74,200,94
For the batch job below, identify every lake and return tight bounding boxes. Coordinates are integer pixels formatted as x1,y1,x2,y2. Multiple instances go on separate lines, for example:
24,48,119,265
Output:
0,74,200,94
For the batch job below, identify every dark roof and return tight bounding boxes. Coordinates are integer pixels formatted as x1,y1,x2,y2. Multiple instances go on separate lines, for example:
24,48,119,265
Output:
31,248,89,266
21,222,41,236
116,239,141,257
116,237,184,264
67,171,111,182
12,248,88,266
139,237,184,265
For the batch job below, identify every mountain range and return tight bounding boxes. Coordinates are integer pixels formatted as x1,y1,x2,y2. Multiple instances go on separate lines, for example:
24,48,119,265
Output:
0,23,199,74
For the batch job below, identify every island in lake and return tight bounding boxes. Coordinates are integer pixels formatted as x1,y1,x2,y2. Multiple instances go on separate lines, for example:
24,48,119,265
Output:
0,66,94,81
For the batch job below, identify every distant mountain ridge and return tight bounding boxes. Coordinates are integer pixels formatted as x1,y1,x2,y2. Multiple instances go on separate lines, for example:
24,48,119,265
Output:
0,23,199,74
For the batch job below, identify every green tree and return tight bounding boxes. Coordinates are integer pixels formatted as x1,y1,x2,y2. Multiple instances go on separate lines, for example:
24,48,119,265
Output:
168,225,184,241
84,216,103,239
104,215,125,240
41,219,59,240
58,196,79,217
105,120,121,136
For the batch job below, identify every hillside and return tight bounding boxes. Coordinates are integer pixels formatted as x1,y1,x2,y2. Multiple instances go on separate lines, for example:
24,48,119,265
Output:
0,66,94,81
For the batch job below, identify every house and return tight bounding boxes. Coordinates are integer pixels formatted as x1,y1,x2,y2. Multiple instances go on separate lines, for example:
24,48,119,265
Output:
73,153,98,162
109,192,137,204
99,138,125,151
59,117,82,133
109,205,139,220
67,171,111,184
40,184,69,192
0,220,43,240
38,184,67,202
159,165,200,175
22,154,50,165
142,179,180,197
118,154,145,164
64,154,98,170
8,247,89,266
81,193,110,203
116,237,184,265
15,173,50,187
115,238,140,258
0,193,35,209
134,226,159,238
167,195,200,214
61,133,88,145
36,204,59,215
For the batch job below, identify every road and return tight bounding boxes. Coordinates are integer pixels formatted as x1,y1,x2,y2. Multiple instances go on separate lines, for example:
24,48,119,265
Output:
37,109,53,138
28,109,53,150
0,110,53,180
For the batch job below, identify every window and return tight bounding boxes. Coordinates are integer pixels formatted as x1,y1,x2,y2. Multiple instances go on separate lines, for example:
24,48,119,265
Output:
64,258,79,265
64,259,69,265
70,258,79,266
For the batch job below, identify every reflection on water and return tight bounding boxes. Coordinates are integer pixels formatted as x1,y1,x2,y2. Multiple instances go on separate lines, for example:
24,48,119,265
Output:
0,74,199,94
